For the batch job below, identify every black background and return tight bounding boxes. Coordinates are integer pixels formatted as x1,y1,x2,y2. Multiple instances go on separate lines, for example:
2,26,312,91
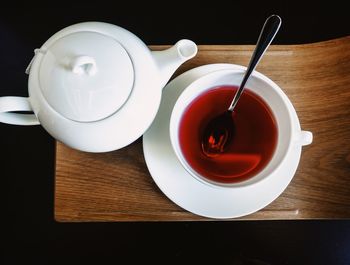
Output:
2,2,350,264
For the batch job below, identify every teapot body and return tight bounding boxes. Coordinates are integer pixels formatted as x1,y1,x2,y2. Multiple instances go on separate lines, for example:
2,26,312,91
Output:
0,22,197,152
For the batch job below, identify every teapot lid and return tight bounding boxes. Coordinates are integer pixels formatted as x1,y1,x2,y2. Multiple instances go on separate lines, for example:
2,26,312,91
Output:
38,31,134,122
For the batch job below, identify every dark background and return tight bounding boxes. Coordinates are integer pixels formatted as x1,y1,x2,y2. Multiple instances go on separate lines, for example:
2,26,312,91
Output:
2,2,350,264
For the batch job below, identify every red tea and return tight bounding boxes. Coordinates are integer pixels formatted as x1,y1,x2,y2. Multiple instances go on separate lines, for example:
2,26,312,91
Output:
179,85,278,183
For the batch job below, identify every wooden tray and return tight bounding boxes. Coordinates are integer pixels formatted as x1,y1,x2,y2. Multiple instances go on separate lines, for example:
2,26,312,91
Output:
55,37,350,222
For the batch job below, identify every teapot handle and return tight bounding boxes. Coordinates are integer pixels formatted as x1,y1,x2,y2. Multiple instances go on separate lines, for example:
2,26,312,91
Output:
0,97,40,125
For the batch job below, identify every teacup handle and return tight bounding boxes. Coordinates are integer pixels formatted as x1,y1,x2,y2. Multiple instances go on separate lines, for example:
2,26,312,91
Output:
297,130,313,146
0,97,40,125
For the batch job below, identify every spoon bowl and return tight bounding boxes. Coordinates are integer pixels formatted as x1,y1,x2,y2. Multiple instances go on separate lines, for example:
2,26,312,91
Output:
201,110,235,157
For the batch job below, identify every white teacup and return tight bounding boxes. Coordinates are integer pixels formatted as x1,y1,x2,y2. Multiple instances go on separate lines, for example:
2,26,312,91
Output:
170,68,312,188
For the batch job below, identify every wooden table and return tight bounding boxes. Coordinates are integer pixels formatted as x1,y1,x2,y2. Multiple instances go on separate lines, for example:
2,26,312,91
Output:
55,37,350,222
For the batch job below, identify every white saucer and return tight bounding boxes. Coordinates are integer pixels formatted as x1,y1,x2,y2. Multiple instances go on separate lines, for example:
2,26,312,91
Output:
143,63,302,219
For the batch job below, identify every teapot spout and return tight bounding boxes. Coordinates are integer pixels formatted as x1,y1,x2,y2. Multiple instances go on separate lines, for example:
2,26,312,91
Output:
152,39,197,88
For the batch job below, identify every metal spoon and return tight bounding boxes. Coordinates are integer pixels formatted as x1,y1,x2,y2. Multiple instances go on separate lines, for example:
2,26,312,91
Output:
201,14,282,157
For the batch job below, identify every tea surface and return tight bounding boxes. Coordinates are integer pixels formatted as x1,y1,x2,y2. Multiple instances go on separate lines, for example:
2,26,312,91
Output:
179,86,278,183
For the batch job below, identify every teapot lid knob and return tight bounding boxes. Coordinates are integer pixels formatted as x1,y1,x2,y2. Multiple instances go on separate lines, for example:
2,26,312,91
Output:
71,55,97,76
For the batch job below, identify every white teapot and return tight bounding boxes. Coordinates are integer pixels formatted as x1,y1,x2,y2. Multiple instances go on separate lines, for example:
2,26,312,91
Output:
0,22,197,152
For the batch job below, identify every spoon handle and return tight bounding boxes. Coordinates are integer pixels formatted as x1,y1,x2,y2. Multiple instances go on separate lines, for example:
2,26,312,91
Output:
228,15,282,112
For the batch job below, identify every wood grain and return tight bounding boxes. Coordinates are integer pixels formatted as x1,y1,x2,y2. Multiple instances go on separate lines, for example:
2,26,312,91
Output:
55,37,350,222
